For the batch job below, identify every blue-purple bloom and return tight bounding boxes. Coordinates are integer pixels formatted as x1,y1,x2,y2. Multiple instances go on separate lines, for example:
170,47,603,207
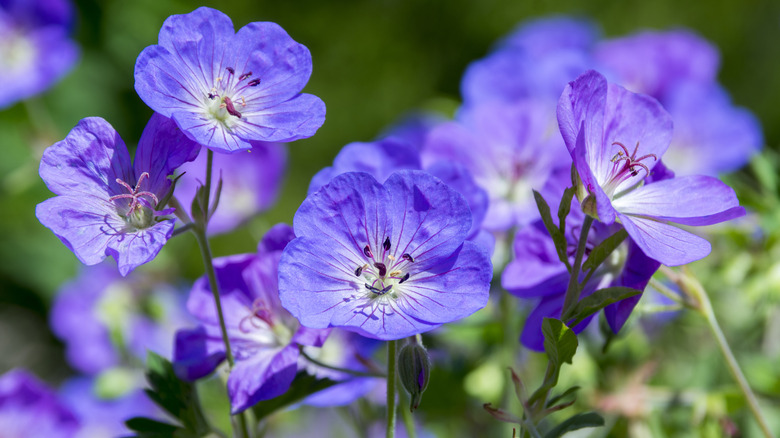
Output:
134,7,325,153
0,370,79,438
176,142,287,234
557,70,745,266
50,262,191,374
278,170,492,340
173,224,329,413
36,115,199,275
0,0,79,108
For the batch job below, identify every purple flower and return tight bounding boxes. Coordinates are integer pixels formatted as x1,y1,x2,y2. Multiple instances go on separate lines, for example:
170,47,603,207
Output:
134,7,325,153
50,262,192,374
278,170,492,340
36,114,200,275
176,141,287,233
423,100,569,231
557,70,745,266
0,370,79,438
173,224,329,413
0,0,79,108
59,378,159,438
594,29,719,101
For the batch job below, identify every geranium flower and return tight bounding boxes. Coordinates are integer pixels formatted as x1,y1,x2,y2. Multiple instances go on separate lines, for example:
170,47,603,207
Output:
557,70,745,266
278,170,492,340
0,0,79,108
36,114,200,276
134,7,325,153
173,224,330,413
0,370,79,438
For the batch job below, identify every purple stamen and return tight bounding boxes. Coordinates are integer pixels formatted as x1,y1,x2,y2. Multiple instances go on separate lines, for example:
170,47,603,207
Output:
225,67,235,75
399,272,410,284
374,262,387,277
223,96,242,118
402,253,415,263
108,172,159,213
355,266,363,276
248,78,261,87
363,245,373,258
239,71,252,81
383,236,391,251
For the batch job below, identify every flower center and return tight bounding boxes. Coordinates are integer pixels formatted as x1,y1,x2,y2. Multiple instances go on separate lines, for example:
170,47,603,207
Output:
109,172,158,229
238,298,292,349
204,66,262,127
601,141,657,198
355,236,415,301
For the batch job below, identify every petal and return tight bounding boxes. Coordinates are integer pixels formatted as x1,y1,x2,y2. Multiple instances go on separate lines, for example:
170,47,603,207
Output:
573,127,617,224
557,69,607,157
171,110,252,153
133,113,200,197
226,21,313,107
186,254,256,328
384,170,472,264
520,295,594,352
227,344,299,413
617,212,711,266
172,326,226,381
396,242,492,327
612,175,745,226
426,160,489,240
109,220,175,276
603,240,660,333
235,92,326,143
502,223,569,298
39,117,133,197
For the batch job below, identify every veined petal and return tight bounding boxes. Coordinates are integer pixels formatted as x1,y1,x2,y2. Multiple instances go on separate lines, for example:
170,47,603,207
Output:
573,127,617,224
39,117,133,197
227,343,299,413
171,110,252,153
557,69,607,158
617,212,711,266
109,220,175,276
613,175,746,226
236,92,326,143
173,326,227,381
603,240,660,333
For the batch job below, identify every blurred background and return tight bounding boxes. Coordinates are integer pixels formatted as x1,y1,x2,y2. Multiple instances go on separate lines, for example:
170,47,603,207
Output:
2,0,780,436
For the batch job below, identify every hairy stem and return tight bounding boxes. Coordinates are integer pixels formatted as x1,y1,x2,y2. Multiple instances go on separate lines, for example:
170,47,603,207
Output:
676,267,775,438
386,340,398,438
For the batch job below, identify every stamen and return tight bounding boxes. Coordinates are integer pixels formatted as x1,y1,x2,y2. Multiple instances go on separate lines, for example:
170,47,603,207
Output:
383,236,391,251
402,253,415,263
355,266,363,276
239,71,252,81
363,245,373,258
248,78,261,87
374,262,387,277
225,67,235,75
399,273,410,284
389,270,402,277
223,96,242,118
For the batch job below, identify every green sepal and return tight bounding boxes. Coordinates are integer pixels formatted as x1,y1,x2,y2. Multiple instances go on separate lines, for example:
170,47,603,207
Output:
533,190,570,268
557,187,576,237
125,417,187,438
528,318,578,406
581,228,628,274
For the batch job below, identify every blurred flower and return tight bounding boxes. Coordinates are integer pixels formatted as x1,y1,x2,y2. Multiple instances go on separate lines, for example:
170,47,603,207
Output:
50,262,192,375
279,171,492,340
36,114,200,275
134,7,325,153
173,224,330,413
0,370,79,438
423,100,569,231
558,70,745,266
176,142,287,234
0,0,79,108
59,377,159,438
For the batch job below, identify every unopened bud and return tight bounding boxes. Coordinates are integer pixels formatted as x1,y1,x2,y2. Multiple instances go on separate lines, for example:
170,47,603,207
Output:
397,343,431,412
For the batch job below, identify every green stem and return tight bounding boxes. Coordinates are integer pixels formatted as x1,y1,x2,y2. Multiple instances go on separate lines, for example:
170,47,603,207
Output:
561,215,594,318
400,392,417,438
680,269,775,438
299,346,386,378
386,340,398,438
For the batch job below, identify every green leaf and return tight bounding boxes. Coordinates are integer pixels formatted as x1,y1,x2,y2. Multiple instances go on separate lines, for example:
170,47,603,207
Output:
566,286,643,326
557,187,576,236
545,385,580,408
252,372,338,420
144,352,210,437
581,228,628,274
543,412,604,438
542,318,578,369
125,417,182,437
533,190,570,268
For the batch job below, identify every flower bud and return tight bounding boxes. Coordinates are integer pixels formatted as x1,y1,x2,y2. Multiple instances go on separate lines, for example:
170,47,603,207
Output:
397,342,431,412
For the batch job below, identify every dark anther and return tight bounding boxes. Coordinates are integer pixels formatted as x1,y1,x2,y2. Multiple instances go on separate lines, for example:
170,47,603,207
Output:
383,236,391,251
363,245,373,258
399,272,410,284
402,253,415,263
381,285,393,294
208,93,217,100
365,283,393,296
239,71,252,81
374,262,387,277
223,96,242,118
226,67,235,75
248,78,261,87
355,266,363,276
